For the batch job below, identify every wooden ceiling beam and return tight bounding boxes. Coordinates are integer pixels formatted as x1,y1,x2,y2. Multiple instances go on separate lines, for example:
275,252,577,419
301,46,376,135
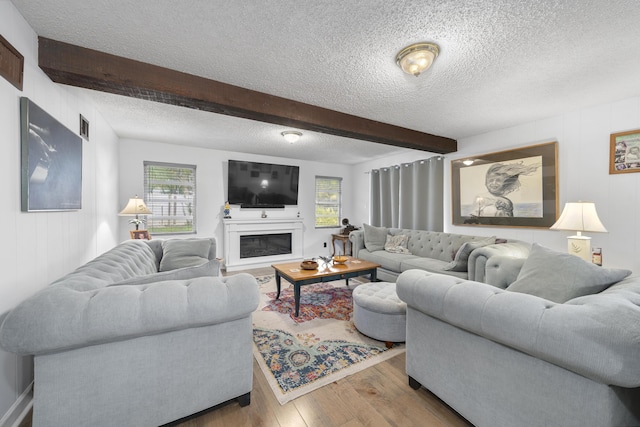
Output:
38,37,457,154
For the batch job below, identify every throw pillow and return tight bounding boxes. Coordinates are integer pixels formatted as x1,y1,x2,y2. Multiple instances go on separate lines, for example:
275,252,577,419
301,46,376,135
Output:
506,243,631,303
110,259,220,286
159,239,212,271
363,224,388,252
384,234,410,254
442,236,496,272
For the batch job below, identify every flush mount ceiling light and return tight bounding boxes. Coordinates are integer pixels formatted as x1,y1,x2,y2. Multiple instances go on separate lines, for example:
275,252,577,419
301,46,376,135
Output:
281,131,302,143
396,42,440,77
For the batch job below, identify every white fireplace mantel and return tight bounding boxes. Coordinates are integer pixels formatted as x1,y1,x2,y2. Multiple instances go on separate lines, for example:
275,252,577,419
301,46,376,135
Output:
223,217,304,271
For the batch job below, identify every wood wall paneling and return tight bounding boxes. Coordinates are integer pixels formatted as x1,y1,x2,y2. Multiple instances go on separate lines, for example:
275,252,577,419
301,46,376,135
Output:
0,34,24,90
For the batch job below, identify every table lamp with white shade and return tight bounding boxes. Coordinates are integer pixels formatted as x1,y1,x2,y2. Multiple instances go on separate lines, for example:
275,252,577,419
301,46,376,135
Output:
550,201,607,261
119,196,152,230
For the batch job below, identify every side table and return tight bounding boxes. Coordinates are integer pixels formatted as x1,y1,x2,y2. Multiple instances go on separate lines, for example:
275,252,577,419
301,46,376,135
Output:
331,233,351,256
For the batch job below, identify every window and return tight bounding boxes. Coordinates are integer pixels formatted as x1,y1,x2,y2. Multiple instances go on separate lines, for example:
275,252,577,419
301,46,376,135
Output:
315,176,342,228
144,161,196,234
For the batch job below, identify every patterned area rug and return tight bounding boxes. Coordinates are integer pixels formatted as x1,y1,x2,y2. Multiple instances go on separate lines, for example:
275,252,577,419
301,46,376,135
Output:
261,282,354,323
252,275,405,405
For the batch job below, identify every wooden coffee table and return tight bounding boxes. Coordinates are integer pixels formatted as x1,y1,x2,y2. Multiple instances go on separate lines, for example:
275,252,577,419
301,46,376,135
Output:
271,257,381,317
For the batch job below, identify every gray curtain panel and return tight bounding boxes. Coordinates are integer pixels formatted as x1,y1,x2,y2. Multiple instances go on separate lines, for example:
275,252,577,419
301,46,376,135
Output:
370,156,443,231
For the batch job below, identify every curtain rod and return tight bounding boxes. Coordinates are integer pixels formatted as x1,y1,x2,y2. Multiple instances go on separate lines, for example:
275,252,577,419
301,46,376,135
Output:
364,155,444,173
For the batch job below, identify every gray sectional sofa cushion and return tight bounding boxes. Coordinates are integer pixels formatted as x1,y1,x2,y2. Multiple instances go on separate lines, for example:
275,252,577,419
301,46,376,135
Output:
0,237,259,427
507,243,631,303
159,238,213,271
396,260,640,427
442,235,496,271
350,226,530,283
363,223,389,251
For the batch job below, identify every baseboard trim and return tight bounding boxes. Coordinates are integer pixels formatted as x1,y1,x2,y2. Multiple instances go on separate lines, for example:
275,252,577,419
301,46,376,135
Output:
0,382,33,427
9,399,32,427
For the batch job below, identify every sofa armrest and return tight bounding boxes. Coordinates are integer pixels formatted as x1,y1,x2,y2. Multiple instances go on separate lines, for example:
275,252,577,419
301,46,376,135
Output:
396,269,640,388
468,241,531,283
109,259,220,287
485,255,526,289
350,230,365,257
0,273,259,356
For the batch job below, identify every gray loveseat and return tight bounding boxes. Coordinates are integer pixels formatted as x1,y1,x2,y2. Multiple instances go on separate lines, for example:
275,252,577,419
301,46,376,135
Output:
0,238,259,427
350,225,530,283
396,244,640,427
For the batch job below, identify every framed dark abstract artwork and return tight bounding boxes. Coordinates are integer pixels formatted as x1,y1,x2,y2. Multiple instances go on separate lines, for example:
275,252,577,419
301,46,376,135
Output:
21,97,83,211
451,141,558,228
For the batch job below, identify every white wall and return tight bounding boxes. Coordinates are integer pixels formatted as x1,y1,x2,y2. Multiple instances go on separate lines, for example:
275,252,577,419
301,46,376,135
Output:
354,98,640,272
0,2,120,423
118,139,354,259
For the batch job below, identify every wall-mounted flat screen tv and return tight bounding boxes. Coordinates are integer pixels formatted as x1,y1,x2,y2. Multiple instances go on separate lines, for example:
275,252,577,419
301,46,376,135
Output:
228,160,299,208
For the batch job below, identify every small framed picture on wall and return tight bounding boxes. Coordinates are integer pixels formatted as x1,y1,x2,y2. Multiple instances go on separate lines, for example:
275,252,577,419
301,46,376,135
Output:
130,230,151,240
610,129,640,174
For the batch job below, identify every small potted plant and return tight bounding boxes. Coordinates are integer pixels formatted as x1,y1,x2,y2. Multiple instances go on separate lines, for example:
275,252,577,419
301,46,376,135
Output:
129,217,146,230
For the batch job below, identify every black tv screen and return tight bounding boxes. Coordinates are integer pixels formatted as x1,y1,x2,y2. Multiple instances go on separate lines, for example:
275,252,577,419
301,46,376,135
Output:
21,97,83,211
228,160,299,207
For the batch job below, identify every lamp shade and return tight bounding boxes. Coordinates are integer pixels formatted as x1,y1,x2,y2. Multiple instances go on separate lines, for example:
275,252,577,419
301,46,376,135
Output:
550,202,607,233
119,197,152,216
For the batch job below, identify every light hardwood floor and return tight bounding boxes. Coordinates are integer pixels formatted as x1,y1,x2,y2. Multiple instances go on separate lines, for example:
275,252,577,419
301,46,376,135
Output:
19,267,472,427
174,353,471,427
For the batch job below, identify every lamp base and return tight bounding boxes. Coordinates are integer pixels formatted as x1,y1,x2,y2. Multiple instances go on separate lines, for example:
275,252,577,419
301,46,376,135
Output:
567,235,591,261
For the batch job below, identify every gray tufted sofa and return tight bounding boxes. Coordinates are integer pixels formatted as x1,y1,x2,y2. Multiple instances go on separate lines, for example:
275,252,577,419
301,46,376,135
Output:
397,266,640,427
350,228,530,283
0,238,259,427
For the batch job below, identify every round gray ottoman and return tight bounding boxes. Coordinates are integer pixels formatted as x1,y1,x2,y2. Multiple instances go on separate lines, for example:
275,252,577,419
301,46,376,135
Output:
352,282,407,348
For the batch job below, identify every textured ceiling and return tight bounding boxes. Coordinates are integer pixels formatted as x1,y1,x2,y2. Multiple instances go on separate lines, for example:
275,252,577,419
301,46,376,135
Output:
10,0,640,164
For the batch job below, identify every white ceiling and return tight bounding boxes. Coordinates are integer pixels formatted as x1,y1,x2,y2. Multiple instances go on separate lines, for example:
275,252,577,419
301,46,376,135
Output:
11,0,640,164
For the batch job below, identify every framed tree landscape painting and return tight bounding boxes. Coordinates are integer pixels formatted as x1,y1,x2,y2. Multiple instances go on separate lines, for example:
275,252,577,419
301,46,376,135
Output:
451,141,558,228
21,97,83,212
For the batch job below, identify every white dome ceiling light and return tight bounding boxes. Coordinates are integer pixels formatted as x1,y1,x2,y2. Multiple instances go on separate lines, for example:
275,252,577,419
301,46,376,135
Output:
396,42,440,77
281,131,302,143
